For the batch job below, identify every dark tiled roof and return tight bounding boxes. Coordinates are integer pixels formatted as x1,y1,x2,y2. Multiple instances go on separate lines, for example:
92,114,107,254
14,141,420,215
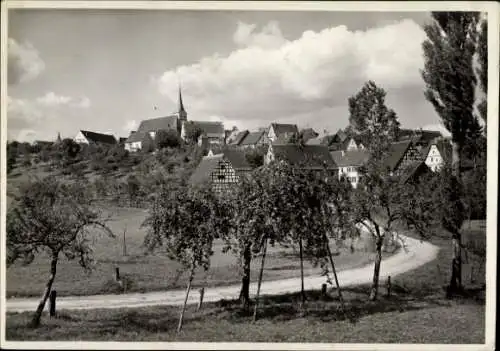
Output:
399,161,430,184
189,148,251,185
137,115,179,133
240,130,265,146
184,121,225,137
125,131,152,143
228,130,249,145
190,154,224,185
271,144,336,169
271,123,299,137
382,141,412,171
80,130,117,144
330,150,371,167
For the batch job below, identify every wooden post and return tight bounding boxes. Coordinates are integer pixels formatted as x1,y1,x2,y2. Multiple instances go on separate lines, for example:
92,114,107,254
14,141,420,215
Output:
386,276,391,298
470,265,474,284
321,283,327,298
177,266,195,333
197,287,205,311
253,238,268,322
49,290,57,318
115,267,120,281
123,226,127,256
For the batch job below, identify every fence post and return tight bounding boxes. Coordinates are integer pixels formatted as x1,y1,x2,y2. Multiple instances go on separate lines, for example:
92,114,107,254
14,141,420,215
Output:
321,283,327,298
197,287,205,311
386,276,391,298
115,267,120,281
49,290,57,318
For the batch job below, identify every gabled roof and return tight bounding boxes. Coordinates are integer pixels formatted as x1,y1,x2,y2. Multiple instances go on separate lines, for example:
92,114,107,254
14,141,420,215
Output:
336,129,348,142
270,123,299,137
270,144,336,169
330,150,371,167
80,130,117,144
125,131,152,143
240,130,265,146
228,130,249,145
399,161,430,184
185,121,225,137
382,140,414,171
137,115,178,133
189,148,251,185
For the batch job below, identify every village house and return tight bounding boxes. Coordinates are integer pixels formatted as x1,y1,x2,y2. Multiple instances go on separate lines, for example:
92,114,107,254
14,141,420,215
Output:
183,121,226,146
422,139,452,172
382,140,424,176
190,148,252,193
226,130,250,147
397,128,443,150
264,143,337,176
330,149,371,188
74,130,117,146
239,130,266,149
267,123,299,143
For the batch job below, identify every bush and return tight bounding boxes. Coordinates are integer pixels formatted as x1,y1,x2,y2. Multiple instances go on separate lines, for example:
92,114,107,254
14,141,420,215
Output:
155,129,181,149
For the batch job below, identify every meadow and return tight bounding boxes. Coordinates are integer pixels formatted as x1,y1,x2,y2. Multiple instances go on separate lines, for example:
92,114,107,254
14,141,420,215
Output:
6,206,386,298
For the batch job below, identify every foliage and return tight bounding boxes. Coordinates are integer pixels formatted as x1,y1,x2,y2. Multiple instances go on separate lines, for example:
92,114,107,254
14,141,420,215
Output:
347,80,400,148
244,146,267,169
155,129,181,149
59,138,81,159
421,12,481,176
476,18,487,125
6,177,113,326
184,122,204,144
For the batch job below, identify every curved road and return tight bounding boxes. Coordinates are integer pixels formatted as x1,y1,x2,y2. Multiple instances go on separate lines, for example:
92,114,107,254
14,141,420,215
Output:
6,235,439,313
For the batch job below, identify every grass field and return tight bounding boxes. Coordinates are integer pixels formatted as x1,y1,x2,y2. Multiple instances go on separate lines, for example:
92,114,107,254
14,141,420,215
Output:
6,206,388,298
6,222,486,343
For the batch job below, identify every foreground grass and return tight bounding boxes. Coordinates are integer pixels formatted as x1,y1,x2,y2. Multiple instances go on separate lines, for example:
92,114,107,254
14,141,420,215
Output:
6,206,383,298
6,224,486,343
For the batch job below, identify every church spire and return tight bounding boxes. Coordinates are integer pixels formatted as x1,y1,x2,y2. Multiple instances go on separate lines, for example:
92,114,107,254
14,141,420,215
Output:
178,84,187,122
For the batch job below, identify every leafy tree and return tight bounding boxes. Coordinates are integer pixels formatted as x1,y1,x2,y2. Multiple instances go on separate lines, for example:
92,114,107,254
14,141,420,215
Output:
142,182,230,332
6,178,113,327
476,18,487,126
155,129,181,149
421,12,481,178
7,142,17,174
348,81,400,148
184,122,204,144
59,138,81,159
244,145,267,169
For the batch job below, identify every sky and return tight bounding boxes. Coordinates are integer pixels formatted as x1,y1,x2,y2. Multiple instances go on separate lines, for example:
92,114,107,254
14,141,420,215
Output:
7,8,453,142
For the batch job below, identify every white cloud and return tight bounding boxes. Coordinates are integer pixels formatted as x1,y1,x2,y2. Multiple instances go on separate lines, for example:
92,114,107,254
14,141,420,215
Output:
36,92,73,106
36,92,91,108
8,38,45,85
158,19,428,131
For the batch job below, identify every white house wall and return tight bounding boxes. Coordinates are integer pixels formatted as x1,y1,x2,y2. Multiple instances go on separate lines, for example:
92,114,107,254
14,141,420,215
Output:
338,166,361,188
74,131,89,144
425,145,443,172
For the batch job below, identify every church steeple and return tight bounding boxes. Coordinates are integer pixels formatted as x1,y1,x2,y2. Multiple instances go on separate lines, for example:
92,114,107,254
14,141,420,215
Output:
56,132,62,143
178,84,187,122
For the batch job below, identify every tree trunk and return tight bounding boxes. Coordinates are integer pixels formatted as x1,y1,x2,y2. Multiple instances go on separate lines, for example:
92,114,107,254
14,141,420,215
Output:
369,238,383,301
449,232,462,293
177,264,195,333
451,140,462,179
31,252,59,327
253,238,268,322
325,240,346,311
239,243,252,309
299,237,306,305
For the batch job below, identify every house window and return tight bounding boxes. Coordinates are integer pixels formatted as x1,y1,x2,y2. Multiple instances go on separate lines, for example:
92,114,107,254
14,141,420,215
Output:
218,175,225,180
220,164,226,170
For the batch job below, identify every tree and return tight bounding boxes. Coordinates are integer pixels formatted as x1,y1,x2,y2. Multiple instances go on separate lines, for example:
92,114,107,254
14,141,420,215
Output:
59,138,81,159
348,81,400,148
142,182,229,332
421,12,480,178
155,129,181,149
244,146,267,169
6,178,113,327
476,17,487,126
7,142,17,174
184,122,204,144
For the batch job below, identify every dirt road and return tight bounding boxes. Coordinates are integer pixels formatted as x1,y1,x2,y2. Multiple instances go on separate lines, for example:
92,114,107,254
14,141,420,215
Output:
6,235,439,313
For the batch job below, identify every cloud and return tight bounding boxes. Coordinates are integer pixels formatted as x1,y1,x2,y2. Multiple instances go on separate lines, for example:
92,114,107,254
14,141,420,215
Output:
158,19,428,131
36,92,91,108
8,38,45,85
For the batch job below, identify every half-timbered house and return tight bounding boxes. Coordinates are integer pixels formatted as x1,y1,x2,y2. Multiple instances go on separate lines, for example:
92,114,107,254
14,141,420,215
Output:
190,148,252,193
382,140,424,176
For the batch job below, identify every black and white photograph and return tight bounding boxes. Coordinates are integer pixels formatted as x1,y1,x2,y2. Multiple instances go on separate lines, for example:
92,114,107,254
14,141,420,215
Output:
1,1,498,350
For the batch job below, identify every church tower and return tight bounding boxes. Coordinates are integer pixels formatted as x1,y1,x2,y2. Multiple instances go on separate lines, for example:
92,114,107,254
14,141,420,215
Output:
178,85,187,122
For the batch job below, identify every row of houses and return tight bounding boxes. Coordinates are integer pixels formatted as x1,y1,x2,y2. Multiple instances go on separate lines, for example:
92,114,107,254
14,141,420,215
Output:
190,131,453,192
